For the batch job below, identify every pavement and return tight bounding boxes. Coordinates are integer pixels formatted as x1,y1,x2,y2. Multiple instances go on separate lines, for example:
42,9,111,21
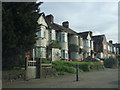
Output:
2,68,119,88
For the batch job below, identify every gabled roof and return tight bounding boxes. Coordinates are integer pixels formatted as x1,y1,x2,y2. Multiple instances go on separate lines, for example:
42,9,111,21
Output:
107,42,113,47
113,43,120,48
92,35,105,42
37,12,48,27
51,23,77,34
77,31,92,39
38,13,77,34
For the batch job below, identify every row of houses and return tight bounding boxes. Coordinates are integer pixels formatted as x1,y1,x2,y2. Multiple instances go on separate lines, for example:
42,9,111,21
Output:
32,13,120,61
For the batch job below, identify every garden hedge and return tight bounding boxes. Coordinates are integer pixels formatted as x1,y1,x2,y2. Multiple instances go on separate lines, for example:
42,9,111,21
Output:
104,58,119,68
52,61,104,75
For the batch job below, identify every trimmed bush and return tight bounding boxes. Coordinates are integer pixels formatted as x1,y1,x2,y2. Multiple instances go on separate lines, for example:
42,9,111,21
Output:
117,56,120,67
56,71,65,75
52,61,104,75
52,64,76,74
42,60,51,64
104,58,118,68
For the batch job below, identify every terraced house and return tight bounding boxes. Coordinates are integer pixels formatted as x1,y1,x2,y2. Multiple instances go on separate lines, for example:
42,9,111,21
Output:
92,35,119,59
34,13,119,61
107,40,116,58
77,31,94,58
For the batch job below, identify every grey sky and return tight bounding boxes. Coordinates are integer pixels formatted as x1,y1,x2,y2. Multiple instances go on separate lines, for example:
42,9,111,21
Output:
40,2,118,43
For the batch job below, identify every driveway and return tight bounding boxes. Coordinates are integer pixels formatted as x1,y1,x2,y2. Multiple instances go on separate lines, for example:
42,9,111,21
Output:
2,68,119,88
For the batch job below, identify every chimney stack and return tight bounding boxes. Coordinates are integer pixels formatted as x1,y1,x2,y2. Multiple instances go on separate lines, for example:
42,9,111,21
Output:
109,40,113,44
62,21,69,28
46,14,54,24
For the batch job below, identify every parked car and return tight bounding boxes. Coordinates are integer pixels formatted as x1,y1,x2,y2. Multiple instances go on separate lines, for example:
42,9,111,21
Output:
72,58,104,64
83,58,104,64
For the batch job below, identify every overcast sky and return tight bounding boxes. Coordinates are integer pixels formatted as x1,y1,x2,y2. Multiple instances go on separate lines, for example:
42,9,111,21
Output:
40,2,118,43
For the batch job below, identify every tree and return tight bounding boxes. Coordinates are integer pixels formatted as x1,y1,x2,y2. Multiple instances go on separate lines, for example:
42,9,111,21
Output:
2,2,42,69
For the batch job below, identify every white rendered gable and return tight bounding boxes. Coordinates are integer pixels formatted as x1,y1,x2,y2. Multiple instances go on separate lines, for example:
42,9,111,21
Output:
87,34,91,40
37,15,48,27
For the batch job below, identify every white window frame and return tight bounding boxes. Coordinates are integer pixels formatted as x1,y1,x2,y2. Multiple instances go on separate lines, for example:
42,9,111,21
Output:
40,47,46,58
104,44,106,49
36,26,46,38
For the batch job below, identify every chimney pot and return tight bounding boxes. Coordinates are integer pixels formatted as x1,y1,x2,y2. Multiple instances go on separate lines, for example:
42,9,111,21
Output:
62,21,69,28
109,40,113,44
46,14,54,24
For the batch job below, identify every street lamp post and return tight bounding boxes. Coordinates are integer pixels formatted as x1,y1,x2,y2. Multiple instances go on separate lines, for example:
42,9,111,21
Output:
76,64,79,81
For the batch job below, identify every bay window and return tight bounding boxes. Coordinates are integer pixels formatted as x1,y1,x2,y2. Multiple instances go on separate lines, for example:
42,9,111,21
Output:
35,47,46,58
36,26,45,38
59,32,67,42
84,40,90,47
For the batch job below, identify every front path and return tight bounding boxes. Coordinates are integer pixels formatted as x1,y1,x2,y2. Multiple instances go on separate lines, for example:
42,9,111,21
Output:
3,68,119,88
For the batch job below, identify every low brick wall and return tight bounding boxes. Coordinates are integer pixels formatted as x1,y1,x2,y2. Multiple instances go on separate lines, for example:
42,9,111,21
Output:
2,70,26,81
42,68,56,78
2,68,57,82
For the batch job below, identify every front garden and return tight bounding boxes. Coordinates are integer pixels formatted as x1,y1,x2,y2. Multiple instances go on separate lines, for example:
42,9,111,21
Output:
4,57,120,77
52,61,105,75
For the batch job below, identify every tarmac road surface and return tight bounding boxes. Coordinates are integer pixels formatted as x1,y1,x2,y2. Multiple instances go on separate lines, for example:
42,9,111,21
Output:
2,68,119,88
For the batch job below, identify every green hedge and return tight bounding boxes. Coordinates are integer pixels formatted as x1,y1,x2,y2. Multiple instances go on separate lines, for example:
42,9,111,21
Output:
42,60,51,64
52,61,104,75
104,58,119,68
117,56,120,67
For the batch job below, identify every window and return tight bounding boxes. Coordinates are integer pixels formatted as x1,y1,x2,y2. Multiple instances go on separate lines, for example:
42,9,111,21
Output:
40,47,46,58
52,30,56,40
61,50,68,59
61,33,65,42
35,47,46,58
36,47,41,58
104,44,106,49
63,50,65,59
65,53,68,59
108,45,110,51
36,30,41,37
57,34,61,42
36,26,45,38
114,47,116,52
61,32,67,42
91,41,93,49
64,33,67,42
84,40,90,47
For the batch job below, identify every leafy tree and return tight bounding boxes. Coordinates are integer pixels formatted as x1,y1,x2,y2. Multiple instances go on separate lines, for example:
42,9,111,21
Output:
2,2,42,69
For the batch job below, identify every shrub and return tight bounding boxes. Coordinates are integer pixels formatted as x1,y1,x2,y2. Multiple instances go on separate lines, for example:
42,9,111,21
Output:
52,64,76,74
104,58,118,68
117,56,120,67
52,61,104,75
56,71,65,75
42,60,51,64
12,66,25,70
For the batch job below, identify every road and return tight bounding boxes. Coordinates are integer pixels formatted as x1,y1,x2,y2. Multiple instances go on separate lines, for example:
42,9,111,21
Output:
2,68,119,88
